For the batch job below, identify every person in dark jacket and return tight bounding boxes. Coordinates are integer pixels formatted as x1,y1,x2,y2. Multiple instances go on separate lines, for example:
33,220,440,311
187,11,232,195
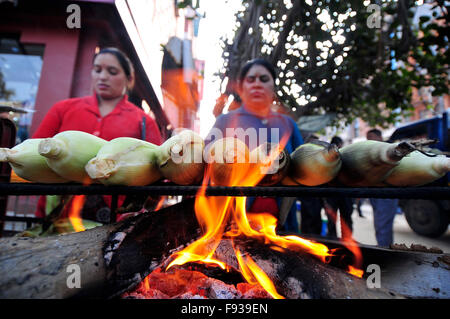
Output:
323,136,354,239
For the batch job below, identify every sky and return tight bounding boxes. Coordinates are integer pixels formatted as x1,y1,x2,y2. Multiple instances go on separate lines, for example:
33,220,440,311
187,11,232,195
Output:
195,0,243,138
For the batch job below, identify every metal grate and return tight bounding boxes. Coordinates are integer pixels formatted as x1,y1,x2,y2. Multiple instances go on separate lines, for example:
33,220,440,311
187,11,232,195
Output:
1,182,449,199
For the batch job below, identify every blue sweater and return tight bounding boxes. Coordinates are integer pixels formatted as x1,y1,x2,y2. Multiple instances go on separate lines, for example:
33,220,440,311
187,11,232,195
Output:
205,105,304,232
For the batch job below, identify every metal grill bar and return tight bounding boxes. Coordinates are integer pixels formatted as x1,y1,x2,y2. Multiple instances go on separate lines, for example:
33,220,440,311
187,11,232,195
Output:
0,183,449,199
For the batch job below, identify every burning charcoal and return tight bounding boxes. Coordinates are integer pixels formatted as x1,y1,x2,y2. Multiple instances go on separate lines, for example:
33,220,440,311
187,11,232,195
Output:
242,288,272,299
122,288,170,299
237,283,272,299
144,289,171,299
138,268,212,298
207,280,242,299
176,292,207,299
122,266,275,299
122,292,146,299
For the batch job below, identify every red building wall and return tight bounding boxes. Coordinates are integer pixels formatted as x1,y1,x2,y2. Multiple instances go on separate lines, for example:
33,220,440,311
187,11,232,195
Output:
70,28,99,98
24,27,81,135
0,13,81,136
1,1,173,140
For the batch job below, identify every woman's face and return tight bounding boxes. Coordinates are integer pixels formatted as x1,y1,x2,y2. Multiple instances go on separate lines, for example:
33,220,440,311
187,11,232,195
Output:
239,64,275,111
92,53,129,100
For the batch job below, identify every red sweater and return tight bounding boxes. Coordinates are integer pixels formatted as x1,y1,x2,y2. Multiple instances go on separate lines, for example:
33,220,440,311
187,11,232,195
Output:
32,94,162,144
33,94,163,219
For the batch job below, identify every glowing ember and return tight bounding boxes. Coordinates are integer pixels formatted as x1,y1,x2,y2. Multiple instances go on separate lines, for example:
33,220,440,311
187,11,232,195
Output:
123,267,272,299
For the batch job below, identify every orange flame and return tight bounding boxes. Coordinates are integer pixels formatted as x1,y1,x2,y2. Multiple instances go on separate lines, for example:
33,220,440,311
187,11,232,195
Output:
166,136,363,297
143,275,150,291
235,248,285,299
154,196,166,211
324,205,364,274
348,265,364,278
68,195,86,232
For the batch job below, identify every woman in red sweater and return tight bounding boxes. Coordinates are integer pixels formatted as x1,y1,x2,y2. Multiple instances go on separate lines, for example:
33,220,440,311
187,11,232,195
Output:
33,47,162,144
33,47,163,221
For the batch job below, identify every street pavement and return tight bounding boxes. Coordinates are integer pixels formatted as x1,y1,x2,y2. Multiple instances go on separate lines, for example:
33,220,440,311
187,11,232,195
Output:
351,202,450,254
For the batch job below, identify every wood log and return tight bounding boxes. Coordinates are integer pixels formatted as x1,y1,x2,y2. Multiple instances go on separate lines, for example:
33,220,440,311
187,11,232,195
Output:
0,223,114,298
209,238,402,299
0,198,198,298
0,195,448,299
104,198,199,297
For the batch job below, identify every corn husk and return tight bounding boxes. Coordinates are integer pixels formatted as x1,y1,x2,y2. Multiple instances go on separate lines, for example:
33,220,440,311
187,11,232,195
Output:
156,130,205,185
280,175,300,186
289,142,341,186
248,142,291,186
205,137,251,186
0,139,68,183
85,137,162,186
337,140,415,186
384,151,450,186
53,218,102,234
17,218,102,237
38,131,107,183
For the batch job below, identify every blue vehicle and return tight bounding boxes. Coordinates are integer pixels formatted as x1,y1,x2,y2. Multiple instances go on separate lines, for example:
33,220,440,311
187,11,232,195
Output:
388,110,449,238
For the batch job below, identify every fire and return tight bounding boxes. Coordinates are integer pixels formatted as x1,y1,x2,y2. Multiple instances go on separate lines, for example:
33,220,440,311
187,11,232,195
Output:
348,265,364,278
235,248,284,299
324,205,364,272
154,196,166,211
142,274,150,291
68,176,94,232
68,195,86,232
166,137,363,298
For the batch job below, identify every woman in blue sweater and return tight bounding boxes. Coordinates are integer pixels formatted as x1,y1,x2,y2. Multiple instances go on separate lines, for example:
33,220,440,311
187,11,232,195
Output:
205,58,304,232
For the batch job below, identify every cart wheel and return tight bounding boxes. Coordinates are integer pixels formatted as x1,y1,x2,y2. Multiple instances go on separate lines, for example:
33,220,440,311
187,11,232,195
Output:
404,200,449,238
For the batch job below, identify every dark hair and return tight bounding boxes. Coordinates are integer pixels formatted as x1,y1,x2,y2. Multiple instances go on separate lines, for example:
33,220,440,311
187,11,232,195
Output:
238,58,277,88
330,136,343,146
366,129,382,137
93,47,133,79
305,134,319,143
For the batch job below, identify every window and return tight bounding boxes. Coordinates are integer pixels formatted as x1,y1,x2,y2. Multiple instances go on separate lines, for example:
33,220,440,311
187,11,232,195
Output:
0,34,45,141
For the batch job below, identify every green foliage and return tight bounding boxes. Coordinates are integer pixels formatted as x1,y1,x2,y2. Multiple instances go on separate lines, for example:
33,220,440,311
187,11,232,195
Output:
218,0,449,128
176,0,192,9
177,0,200,9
